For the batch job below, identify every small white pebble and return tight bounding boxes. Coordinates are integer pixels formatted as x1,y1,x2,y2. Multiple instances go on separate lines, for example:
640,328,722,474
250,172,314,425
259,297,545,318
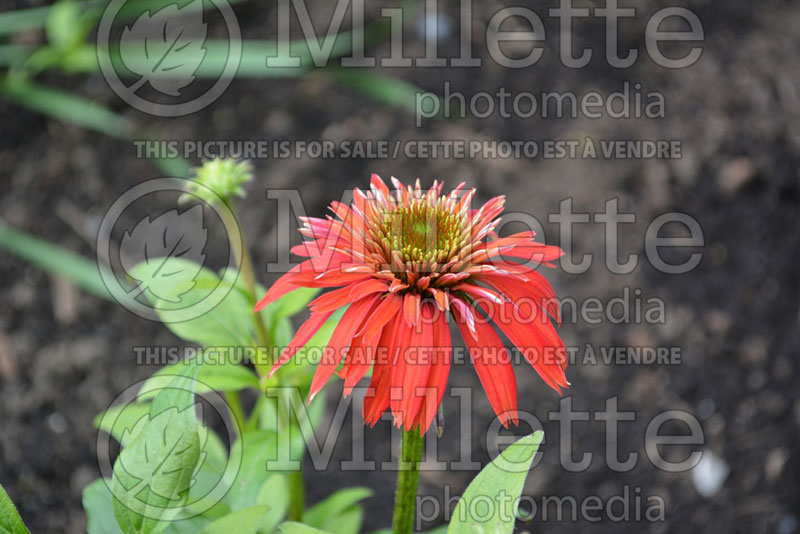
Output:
691,449,729,498
48,412,68,434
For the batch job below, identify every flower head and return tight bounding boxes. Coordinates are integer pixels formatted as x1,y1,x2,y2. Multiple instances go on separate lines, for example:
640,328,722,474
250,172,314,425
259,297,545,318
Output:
181,158,253,206
257,175,568,433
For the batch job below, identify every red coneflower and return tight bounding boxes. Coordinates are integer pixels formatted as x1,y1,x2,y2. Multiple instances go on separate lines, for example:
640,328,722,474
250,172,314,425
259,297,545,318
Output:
256,175,568,433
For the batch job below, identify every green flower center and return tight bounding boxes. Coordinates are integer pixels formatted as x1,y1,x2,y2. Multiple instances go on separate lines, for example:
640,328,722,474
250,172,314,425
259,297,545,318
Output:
378,202,464,264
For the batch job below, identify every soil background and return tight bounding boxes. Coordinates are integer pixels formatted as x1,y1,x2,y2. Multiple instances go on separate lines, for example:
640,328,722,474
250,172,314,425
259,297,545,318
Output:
1,0,799,533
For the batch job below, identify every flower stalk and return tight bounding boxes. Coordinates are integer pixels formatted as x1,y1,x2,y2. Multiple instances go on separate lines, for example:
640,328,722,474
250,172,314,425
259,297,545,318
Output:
392,429,425,534
219,200,271,350
288,470,306,522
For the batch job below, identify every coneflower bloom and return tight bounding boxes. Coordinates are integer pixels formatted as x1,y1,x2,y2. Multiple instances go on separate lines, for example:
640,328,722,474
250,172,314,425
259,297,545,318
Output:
256,175,568,433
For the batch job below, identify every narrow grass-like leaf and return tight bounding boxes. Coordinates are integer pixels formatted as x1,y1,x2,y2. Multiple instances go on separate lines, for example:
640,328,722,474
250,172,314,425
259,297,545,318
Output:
106,18,390,78
327,69,440,115
0,45,34,67
0,6,51,36
0,0,251,37
0,77,131,138
0,221,116,300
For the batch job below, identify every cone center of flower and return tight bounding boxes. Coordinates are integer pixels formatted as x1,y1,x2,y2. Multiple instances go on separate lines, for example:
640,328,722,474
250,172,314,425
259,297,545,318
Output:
379,202,463,264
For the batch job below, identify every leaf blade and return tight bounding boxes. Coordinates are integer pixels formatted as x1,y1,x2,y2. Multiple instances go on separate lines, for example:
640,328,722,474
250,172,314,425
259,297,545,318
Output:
111,362,203,534
0,482,30,534
0,221,117,301
448,432,544,534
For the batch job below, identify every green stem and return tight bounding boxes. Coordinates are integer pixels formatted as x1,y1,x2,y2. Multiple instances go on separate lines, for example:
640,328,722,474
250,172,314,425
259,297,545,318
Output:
224,391,246,437
287,469,306,522
220,198,307,520
220,199,271,349
393,430,424,534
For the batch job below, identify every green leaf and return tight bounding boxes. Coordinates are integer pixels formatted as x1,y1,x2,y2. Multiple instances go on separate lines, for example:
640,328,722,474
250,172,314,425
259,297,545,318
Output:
270,287,320,320
203,504,270,534
122,210,207,302
243,281,313,333
130,260,253,347
112,362,203,534
272,306,345,387
0,78,132,138
270,316,294,348
327,69,439,115
83,479,124,534
137,358,259,401
200,428,228,476
46,0,83,51
109,18,389,80
371,525,447,534
303,487,372,531
223,430,280,511
447,432,544,534
0,0,253,38
325,507,362,534
279,522,332,534
255,474,289,533
0,482,31,534
257,287,315,349
0,44,34,68
94,402,153,446
114,0,250,23
0,6,51,36
0,221,118,301
160,516,214,534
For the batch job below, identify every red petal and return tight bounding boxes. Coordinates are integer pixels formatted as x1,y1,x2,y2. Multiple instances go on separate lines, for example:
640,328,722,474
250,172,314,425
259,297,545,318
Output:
308,295,380,401
254,252,350,311
341,332,379,395
269,310,335,377
429,288,450,312
449,297,476,340
453,305,518,427
412,308,452,432
359,293,403,341
363,316,402,425
392,305,434,429
387,318,413,423
479,271,561,325
403,292,421,327
482,299,568,393
348,278,390,301
309,284,357,314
